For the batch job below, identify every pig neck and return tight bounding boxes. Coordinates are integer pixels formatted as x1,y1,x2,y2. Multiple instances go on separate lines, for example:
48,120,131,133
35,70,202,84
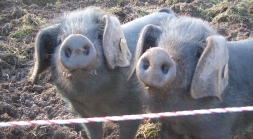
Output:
146,84,228,112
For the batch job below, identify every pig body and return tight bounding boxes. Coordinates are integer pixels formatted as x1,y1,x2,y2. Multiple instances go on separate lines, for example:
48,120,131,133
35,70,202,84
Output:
132,17,253,139
30,7,175,139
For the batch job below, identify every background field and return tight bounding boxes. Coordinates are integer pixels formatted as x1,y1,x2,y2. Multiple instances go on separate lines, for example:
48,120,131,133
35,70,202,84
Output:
0,0,253,138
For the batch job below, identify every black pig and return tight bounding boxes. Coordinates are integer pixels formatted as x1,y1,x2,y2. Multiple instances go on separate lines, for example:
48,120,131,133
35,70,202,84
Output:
131,17,253,139
30,7,175,139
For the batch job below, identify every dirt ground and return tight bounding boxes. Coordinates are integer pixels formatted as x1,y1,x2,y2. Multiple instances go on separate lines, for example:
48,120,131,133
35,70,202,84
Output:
0,0,253,138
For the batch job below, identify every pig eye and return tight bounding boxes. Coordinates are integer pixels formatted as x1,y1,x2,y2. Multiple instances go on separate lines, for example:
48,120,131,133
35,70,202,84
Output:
195,46,203,58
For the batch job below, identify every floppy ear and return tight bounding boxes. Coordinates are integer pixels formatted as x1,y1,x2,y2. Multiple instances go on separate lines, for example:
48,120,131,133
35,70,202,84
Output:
103,15,131,69
30,24,60,84
128,24,162,80
190,35,229,100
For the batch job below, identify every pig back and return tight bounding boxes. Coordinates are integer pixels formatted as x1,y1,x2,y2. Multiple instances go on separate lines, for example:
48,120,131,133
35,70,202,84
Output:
122,10,175,55
227,39,253,87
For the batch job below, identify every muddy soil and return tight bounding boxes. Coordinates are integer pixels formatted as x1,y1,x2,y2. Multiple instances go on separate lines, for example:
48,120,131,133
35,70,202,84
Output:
0,0,252,138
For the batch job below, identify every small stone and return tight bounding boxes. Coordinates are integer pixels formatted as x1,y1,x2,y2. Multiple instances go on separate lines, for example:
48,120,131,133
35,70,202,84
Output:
25,100,33,107
2,73,9,80
10,75,16,81
38,101,47,107
243,32,250,37
1,83,9,89
16,72,24,80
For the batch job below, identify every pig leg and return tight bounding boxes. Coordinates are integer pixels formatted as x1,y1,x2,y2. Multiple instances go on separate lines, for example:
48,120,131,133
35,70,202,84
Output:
70,101,103,138
118,120,141,139
83,123,103,139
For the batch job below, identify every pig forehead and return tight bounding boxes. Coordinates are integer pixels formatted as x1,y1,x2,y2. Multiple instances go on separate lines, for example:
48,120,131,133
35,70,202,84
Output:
62,14,101,28
158,34,203,50
59,20,102,39
158,16,215,45
59,9,104,37
157,35,205,60
157,22,213,52
59,24,100,38
62,8,104,23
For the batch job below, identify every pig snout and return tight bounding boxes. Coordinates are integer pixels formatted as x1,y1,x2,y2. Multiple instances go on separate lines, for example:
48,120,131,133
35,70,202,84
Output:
59,34,96,70
136,47,176,88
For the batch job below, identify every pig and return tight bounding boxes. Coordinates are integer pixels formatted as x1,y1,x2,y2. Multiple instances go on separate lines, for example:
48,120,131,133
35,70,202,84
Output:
29,7,175,139
131,16,253,139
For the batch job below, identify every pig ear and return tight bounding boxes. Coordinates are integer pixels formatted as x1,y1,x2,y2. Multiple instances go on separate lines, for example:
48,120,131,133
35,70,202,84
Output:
128,24,162,80
29,24,60,84
190,35,229,100
103,15,131,69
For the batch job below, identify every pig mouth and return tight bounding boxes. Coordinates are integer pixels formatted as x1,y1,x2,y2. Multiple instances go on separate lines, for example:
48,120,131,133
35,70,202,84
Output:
144,85,160,91
143,83,171,94
143,85,169,97
61,69,98,79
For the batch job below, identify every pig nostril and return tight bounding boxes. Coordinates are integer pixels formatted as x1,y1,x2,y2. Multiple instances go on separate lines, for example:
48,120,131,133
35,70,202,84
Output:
161,64,169,74
83,47,90,55
65,47,72,58
142,60,150,70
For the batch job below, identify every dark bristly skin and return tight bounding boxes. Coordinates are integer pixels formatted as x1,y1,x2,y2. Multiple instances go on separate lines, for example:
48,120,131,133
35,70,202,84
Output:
29,7,175,139
132,17,253,139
